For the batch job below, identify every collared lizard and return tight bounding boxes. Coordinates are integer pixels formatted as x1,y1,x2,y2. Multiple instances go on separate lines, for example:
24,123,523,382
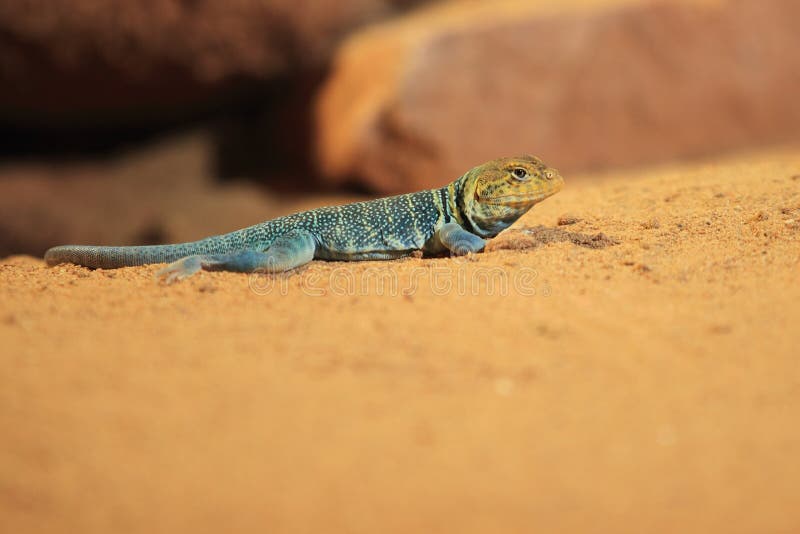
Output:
45,155,564,283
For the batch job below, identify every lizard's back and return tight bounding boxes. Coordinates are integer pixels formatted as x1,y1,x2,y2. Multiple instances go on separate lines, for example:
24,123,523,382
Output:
310,190,443,260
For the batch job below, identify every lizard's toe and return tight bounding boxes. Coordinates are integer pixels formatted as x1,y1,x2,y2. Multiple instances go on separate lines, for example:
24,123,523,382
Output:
155,256,202,284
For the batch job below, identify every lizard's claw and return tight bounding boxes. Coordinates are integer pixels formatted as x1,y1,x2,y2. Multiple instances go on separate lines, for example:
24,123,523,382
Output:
155,256,202,284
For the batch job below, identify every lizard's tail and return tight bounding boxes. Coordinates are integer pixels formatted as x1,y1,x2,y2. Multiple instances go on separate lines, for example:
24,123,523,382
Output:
44,239,238,269
45,221,274,269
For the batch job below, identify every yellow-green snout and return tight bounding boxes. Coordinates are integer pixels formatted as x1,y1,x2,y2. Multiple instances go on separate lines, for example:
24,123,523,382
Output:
475,155,564,208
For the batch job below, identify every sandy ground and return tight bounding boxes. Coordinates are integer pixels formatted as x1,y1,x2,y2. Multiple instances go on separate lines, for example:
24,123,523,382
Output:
2,148,800,534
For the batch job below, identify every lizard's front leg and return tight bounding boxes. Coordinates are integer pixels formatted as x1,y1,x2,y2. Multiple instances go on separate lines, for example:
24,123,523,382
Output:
437,222,486,256
155,230,317,284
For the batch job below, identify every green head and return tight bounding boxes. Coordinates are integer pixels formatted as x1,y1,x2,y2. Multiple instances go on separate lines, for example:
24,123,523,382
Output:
455,155,564,237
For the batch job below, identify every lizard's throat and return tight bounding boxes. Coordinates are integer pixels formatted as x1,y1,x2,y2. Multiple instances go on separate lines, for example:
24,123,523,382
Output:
469,207,527,236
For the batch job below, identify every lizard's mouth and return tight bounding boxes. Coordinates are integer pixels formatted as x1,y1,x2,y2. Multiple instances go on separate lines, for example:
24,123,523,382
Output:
482,186,562,208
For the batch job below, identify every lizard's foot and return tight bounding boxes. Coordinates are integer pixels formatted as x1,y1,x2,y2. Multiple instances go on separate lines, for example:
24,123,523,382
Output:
155,255,203,284
437,222,486,256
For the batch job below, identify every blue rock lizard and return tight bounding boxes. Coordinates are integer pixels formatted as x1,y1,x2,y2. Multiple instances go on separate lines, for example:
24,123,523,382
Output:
45,155,564,283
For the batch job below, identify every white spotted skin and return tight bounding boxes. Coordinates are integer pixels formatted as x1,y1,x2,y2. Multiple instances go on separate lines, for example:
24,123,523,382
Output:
45,189,450,269
309,190,445,260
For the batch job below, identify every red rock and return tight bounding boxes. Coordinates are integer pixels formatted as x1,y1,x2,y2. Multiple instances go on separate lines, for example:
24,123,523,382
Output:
315,0,800,192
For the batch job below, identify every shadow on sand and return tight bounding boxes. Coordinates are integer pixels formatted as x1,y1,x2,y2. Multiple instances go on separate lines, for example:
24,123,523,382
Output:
491,225,619,251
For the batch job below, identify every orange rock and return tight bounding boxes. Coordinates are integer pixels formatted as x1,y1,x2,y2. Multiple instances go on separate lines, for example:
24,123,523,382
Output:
315,0,800,192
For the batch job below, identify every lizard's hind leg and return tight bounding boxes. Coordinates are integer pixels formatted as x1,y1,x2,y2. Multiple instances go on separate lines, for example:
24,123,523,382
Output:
155,230,317,284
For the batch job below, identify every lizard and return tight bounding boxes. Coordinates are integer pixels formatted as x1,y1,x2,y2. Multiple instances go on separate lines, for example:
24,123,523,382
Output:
44,155,564,283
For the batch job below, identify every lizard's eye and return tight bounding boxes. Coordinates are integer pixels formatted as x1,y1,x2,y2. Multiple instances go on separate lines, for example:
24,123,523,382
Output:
512,168,529,181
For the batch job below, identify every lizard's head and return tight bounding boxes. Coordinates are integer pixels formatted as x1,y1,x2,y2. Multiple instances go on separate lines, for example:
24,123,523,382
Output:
457,155,564,236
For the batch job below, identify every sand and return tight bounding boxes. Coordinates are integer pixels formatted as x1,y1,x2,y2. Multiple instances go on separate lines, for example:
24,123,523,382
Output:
2,148,800,533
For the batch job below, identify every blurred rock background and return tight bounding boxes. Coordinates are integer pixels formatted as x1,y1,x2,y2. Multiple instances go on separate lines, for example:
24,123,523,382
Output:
2,0,799,256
